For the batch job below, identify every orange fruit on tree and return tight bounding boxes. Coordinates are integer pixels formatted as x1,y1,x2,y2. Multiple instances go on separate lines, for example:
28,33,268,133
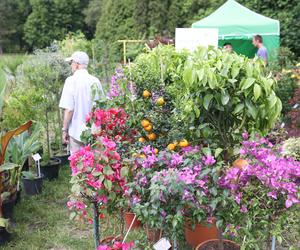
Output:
167,143,176,151
138,137,146,143
141,119,150,128
156,97,165,106
232,159,248,170
147,133,157,141
143,90,151,98
179,139,189,148
144,124,153,132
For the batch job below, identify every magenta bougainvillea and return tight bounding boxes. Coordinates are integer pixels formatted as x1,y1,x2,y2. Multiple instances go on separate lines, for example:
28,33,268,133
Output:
97,241,134,250
67,136,128,221
220,135,300,209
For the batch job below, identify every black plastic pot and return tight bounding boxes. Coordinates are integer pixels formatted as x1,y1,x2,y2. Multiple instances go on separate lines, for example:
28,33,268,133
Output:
15,189,21,205
41,157,61,181
0,227,11,246
54,153,70,166
22,175,43,196
2,196,17,219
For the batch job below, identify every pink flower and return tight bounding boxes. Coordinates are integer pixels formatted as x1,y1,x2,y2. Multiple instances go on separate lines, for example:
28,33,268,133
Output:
202,155,216,166
240,205,248,213
242,132,249,140
101,137,116,150
97,245,111,250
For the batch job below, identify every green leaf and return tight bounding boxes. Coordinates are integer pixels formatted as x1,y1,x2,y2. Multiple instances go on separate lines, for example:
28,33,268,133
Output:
246,100,257,119
253,84,261,101
120,167,129,178
172,218,178,229
214,148,223,158
203,94,213,110
196,69,204,82
0,218,9,228
233,103,244,114
268,91,277,108
210,187,218,196
231,65,240,79
208,73,217,89
0,162,19,172
194,106,200,118
221,91,230,105
103,166,114,176
183,68,193,86
242,78,255,90
69,212,77,220
104,179,112,191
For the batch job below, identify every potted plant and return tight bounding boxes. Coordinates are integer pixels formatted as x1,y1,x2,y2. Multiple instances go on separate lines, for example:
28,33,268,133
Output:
3,124,43,197
126,146,228,248
67,137,128,249
20,48,70,178
0,120,34,245
22,170,43,196
219,134,300,249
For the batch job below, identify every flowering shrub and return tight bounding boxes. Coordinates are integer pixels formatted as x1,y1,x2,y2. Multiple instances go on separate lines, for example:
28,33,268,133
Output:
220,135,300,248
127,146,228,240
68,137,127,221
81,108,137,160
97,241,134,250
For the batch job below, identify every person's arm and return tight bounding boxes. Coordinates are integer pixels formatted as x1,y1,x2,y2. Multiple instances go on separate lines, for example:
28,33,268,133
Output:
62,109,73,144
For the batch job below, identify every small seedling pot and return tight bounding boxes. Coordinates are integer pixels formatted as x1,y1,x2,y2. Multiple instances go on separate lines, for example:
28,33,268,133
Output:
41,157,61,181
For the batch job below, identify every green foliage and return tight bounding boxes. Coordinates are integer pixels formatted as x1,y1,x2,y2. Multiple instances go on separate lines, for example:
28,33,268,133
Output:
121,46,281,151
282,137,300,160
59,32,92,57
3,123,42,187
17,48,70,157
176,47,281,148
24,0,89,49
0,0,31,52
1,85,44,130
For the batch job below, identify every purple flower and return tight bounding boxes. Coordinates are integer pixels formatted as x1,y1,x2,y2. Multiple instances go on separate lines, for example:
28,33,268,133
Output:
131,195,141,205
139,176,148,186
170,153,183,166
267,191,277,199
202,155,216,166
240,205,248,213
182,190,193,201
160,210,167,218
242,132,249,140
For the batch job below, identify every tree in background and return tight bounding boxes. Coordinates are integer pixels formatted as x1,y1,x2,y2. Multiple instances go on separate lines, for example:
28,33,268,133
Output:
24,0,89,49
0,0,31,52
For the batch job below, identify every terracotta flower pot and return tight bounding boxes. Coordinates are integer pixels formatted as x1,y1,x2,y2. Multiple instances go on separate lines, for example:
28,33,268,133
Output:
144,224,163,242
195,239,240,250
184,220,218,248
124,212,142,230
100,235,123,244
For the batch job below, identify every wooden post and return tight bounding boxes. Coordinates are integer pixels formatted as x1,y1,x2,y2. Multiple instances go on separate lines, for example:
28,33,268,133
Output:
123,41,126,64
117,40,147,65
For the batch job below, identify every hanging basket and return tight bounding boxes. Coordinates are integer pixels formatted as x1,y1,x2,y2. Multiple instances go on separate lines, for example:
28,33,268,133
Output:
195,239,240,250
99,235,123,245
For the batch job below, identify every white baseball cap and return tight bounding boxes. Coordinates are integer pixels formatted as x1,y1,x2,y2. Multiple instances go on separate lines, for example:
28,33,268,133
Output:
65,51,89,65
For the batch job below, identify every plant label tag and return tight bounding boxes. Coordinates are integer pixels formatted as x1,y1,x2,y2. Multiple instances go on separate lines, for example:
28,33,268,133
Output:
153,238,171,250
32,153,41,161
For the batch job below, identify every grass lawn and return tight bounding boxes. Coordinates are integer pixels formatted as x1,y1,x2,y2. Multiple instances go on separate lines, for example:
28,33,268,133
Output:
2,166,153,250
3,166,95,250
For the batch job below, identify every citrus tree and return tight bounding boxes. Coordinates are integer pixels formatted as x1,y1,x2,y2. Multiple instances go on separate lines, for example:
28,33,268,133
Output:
108,45,281,157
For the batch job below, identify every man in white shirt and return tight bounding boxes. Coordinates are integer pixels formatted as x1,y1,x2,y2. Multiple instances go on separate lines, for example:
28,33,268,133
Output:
59,51,104,154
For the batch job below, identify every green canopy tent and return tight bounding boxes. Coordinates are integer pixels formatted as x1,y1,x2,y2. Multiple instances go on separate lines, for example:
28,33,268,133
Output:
192,0,280,60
